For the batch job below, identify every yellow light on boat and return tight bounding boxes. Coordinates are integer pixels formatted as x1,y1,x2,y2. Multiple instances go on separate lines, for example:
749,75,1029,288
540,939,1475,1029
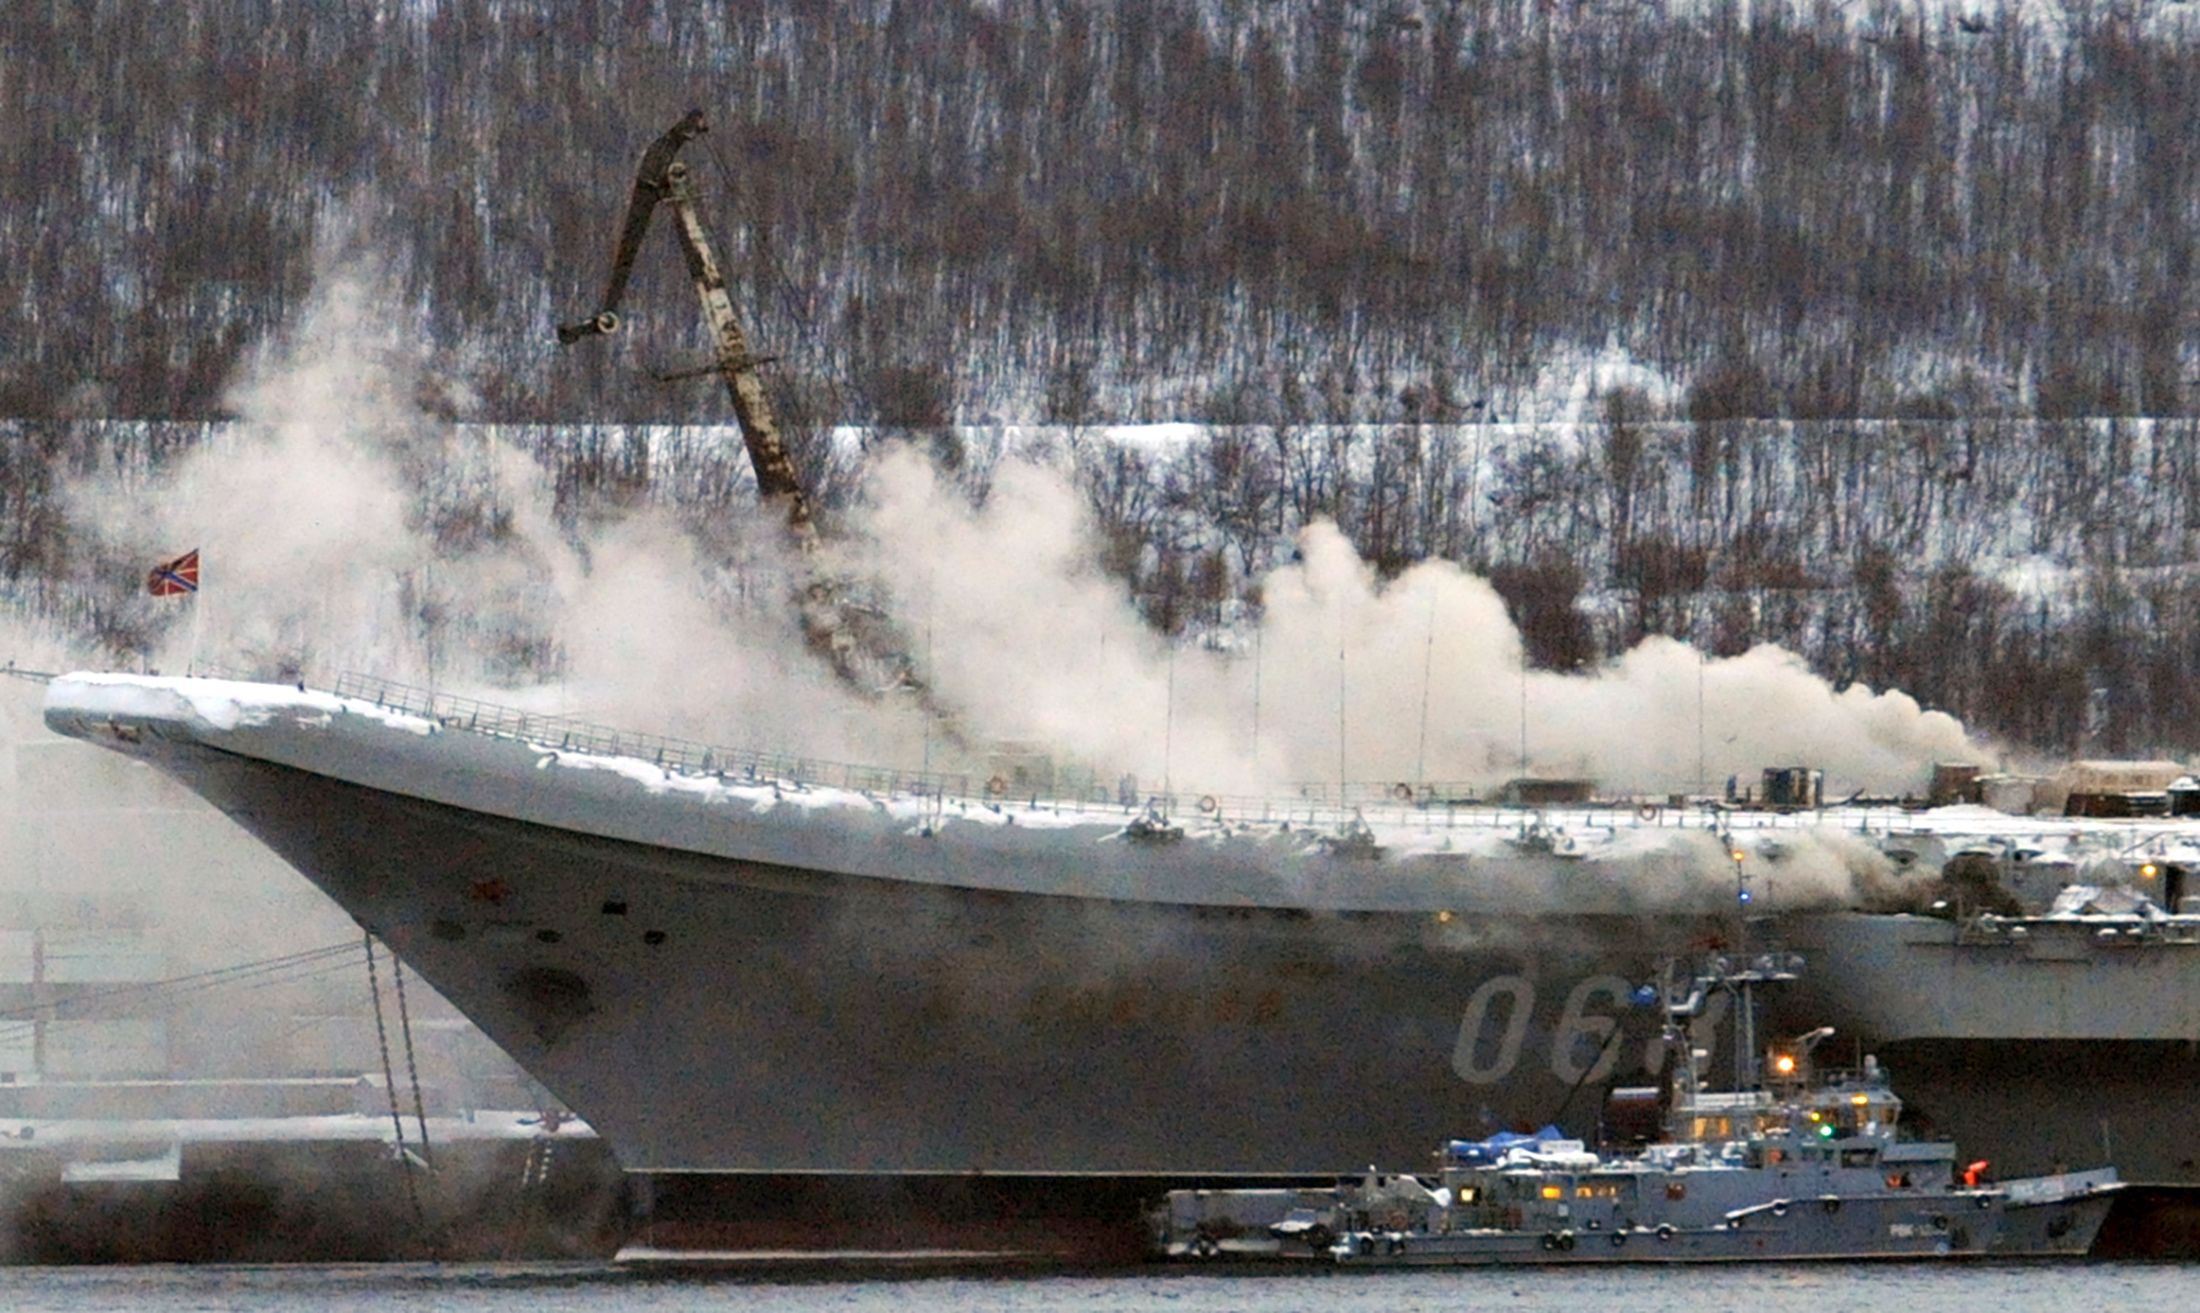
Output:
1541,1185,1564,1200
1850,1093,1871,1106
2141,863,2160,879
1437,909,1455,923
1731,850,1747,863
1773,1054,1797,1076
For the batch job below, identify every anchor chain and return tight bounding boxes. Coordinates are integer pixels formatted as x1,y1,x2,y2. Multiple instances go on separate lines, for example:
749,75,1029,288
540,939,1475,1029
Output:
364,932,428,1243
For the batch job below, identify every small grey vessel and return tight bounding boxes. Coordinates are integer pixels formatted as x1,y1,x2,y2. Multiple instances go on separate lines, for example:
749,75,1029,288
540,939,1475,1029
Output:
1160,954,2121,1264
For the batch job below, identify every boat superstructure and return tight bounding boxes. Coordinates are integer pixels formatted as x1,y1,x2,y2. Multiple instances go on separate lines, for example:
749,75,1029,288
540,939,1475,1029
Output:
1155,954,2121,1264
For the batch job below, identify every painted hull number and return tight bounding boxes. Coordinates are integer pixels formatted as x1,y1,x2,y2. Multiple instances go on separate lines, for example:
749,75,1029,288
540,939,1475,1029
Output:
1449,974,1726,1086
1450,975,1532,1083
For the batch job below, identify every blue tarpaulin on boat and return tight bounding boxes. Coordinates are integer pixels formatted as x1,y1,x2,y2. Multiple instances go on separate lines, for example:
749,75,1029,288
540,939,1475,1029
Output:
1443,1125,1566,1164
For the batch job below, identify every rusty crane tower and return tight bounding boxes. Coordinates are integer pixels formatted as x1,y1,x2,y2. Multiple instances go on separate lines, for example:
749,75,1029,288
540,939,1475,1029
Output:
556,110,928,707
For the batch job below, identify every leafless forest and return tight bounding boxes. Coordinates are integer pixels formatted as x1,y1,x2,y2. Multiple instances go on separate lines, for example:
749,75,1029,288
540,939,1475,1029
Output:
4,0,2199,756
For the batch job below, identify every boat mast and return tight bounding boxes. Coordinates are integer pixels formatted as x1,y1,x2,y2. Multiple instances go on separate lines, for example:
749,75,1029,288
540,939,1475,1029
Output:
1660,949,1804,1139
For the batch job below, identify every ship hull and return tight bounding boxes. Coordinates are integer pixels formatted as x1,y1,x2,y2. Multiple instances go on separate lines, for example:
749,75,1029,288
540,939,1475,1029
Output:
40,676,2200,1200
133,744,1722,1176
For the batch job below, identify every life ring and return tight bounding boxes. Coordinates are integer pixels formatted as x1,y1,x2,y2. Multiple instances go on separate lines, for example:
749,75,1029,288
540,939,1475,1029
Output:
986,775,1008,796
1822,1197,1842,1214
1540,1234,1558,1252
1656,1224,1675,1241
1392,782,1414,801
1191,1234,1218,1258
1933,1214,1950,1231
1198,794,1218,813
1557,1231,1576,1252
1636,802,1660,821
1610,1231,1628,1248
1771,1200,1789,1217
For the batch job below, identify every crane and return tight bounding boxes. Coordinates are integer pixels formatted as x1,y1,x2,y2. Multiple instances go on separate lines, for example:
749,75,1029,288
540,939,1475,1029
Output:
557,109,813,542
556,110,929,708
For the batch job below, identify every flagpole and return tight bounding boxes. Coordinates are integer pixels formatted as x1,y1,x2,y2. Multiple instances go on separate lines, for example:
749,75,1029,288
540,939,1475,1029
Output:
197,548,210,673
149,550,204,673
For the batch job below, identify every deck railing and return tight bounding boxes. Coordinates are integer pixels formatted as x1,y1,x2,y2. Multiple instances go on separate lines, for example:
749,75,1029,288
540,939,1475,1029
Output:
323,672,1927,838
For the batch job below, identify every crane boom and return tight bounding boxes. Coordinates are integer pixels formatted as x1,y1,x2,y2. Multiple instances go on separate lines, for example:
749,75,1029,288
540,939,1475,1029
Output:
556,109,814,543
555,111,945,716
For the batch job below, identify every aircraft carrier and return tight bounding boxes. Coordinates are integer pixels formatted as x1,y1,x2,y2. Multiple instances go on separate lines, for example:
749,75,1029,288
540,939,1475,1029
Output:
36,670,2200,1256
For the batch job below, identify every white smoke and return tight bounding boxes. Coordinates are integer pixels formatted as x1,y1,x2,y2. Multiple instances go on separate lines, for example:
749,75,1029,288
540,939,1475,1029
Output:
50,228,902,761
41,236,1979,806
844,452,1977,797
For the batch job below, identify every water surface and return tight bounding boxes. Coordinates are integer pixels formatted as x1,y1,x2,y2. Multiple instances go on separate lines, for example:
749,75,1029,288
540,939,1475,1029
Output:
0,1260,2189,1313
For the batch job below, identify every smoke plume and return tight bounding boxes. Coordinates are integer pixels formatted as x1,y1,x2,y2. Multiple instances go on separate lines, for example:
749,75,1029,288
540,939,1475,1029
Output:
847,453,1976,797
36,238,1980,805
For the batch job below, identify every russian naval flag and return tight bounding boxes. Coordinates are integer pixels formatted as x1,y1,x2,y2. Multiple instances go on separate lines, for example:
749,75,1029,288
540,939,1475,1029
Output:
147,548,200,597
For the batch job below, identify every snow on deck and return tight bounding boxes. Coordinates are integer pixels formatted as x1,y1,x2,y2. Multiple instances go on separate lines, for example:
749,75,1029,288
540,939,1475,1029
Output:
46,671,2200,910
49,670,437,737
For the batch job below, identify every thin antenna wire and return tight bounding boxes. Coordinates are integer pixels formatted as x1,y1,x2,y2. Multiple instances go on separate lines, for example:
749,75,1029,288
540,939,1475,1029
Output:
1337,613,1349,802
422,557,436,700
1164,643,1177,804
1697,645,1708,797
1517,655,1528,775
1251,623,1263,766
921,579,935,775
1415,589,1437,786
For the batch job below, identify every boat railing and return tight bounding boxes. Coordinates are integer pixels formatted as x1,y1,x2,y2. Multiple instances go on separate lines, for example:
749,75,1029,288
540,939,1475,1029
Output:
331,675,1772,828
312,671,2200,844
322,674,1565,828
331,671,1008,802
1780,1068,1888,1103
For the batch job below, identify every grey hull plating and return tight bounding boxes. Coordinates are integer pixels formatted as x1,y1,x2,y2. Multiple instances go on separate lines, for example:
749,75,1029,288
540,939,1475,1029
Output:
40,677,2200,1184
99,745,1705,1174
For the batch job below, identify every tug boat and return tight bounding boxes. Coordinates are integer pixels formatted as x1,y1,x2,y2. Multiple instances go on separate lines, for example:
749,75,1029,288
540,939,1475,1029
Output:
1156,953,2120,1264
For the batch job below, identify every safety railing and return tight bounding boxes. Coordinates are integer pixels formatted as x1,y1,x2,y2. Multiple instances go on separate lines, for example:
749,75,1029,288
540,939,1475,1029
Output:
320,671,1857,835
331,672,1009,802
317,672,2191,849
